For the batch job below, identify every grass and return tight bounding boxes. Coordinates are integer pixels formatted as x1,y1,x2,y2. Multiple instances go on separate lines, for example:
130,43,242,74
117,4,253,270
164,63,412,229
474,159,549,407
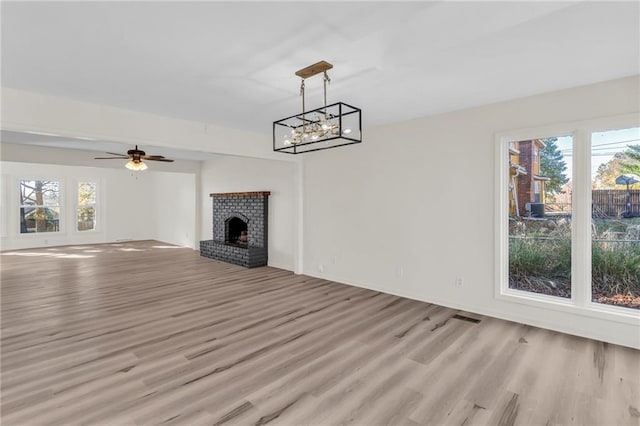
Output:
592,241,640,297
509,217,640,309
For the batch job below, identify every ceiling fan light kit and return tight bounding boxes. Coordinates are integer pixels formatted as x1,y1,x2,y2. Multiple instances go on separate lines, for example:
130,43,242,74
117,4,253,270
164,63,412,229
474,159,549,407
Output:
125,159,148,171
273,60,362,154
94,145,174,170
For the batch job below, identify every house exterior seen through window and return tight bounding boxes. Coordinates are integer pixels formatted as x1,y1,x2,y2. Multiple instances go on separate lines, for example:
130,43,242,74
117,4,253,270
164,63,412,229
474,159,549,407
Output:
507,137,572,299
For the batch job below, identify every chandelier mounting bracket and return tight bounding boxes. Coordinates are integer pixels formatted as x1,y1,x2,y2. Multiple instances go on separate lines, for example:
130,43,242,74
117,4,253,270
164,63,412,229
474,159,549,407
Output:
295,60,333,79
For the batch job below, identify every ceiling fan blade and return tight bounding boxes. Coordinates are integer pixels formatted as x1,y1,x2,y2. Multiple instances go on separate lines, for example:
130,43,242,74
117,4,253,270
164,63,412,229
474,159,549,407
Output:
145,157,174,162
105,152,128,157
94,156,129,160
142,155,166,159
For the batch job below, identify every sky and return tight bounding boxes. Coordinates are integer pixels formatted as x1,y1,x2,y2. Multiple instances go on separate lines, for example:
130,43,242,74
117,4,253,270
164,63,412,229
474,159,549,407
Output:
555,127,640,183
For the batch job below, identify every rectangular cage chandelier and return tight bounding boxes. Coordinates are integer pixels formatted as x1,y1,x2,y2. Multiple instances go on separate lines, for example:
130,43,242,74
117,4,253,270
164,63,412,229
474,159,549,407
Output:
273,61,362,154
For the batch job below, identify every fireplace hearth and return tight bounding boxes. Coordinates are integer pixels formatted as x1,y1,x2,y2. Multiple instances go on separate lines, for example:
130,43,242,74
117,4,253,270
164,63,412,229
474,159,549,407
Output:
200,191,270,268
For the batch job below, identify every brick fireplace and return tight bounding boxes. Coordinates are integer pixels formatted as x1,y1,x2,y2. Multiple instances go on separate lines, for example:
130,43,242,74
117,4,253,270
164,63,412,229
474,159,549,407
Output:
200,191,270,268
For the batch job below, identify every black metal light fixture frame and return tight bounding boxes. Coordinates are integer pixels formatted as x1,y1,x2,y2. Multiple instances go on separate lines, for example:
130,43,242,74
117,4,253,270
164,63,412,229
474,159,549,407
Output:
273,61,362,154
273,102,362,154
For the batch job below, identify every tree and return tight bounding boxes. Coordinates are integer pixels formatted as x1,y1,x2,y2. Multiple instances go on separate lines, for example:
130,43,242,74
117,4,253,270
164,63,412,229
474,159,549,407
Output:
77,182,97,230
621,144,640,175
594,152,629,189
539,137,569,199
78,182,96,205
19,180,60,233
593,149,640,189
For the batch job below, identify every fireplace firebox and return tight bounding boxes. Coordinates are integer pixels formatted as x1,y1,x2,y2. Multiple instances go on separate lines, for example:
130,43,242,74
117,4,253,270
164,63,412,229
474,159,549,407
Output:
225,217,248,247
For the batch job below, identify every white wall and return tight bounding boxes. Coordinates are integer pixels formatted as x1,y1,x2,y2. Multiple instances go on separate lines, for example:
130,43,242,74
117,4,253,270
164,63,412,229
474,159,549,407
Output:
302,75,640,348
200,155,296,270
151,171,197,248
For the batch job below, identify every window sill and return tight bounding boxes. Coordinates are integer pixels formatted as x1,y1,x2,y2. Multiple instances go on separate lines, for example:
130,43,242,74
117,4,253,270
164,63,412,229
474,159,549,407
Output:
497,289,640,326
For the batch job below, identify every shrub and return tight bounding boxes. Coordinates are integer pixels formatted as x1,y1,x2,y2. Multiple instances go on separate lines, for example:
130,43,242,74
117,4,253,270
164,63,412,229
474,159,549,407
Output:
509,217,639,308
509,236,571,281
592,242,640,296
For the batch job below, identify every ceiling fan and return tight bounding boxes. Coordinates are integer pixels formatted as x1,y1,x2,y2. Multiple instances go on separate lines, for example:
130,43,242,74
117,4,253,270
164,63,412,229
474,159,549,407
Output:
94,145,174,171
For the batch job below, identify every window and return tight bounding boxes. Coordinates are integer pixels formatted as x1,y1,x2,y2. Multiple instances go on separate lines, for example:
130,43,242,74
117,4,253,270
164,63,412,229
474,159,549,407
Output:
507,137,573,299
19,180,61,234
591,127,640,310
498,115,640,318
77,181,97,231
533,181,541,203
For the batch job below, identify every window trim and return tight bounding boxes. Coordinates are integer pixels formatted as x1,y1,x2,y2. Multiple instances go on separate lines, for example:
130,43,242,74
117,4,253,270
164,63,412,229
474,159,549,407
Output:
17,177,64,236
495,113,640,326
74,179,99,233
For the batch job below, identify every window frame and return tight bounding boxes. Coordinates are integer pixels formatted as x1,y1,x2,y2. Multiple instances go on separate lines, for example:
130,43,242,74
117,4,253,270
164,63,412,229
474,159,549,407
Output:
75,180,99,233
17,177,63,236
495,113,639,325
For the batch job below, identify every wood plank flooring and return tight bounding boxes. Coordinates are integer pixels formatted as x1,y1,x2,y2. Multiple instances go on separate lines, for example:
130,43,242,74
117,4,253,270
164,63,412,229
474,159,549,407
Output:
1,240,638,426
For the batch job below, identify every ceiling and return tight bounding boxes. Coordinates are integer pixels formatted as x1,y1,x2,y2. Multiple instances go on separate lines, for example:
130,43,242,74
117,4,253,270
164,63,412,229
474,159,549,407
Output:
1,1,639,156
0,129,220,161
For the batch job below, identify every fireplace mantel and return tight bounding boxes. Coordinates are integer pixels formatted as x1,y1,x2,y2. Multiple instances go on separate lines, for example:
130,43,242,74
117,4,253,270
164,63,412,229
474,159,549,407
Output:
209,191,271,198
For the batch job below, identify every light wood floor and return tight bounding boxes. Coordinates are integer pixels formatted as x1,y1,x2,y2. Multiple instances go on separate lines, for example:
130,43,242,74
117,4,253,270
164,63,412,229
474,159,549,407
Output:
1,241,638,426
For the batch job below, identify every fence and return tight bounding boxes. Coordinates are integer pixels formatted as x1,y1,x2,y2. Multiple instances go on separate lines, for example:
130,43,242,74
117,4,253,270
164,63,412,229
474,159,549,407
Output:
592,189,640,218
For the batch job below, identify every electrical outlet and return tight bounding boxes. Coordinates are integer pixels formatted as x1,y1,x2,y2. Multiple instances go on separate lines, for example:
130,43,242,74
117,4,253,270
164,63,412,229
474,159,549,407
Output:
318,264,325,273
396,266,405,279
455,277,464,287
